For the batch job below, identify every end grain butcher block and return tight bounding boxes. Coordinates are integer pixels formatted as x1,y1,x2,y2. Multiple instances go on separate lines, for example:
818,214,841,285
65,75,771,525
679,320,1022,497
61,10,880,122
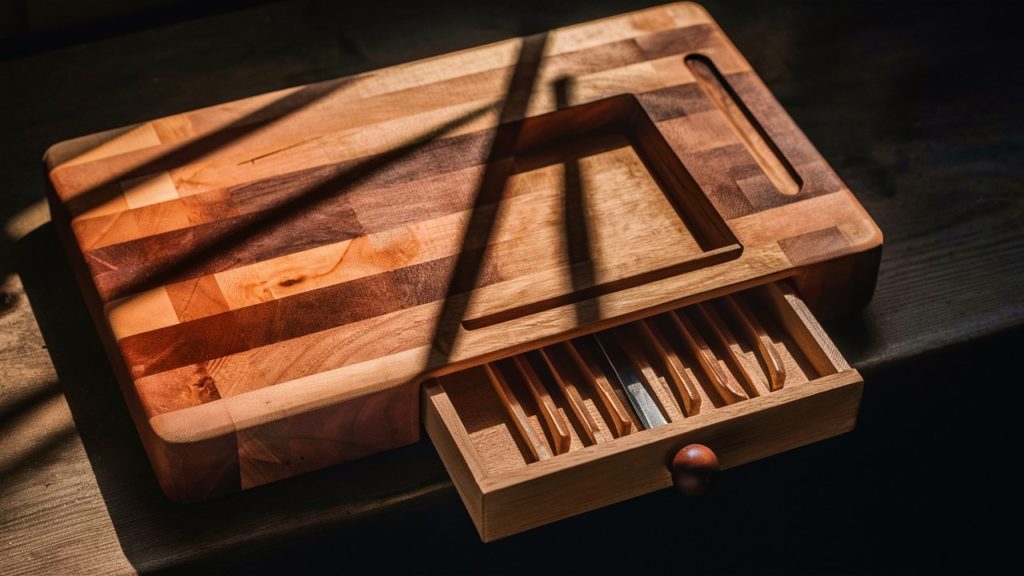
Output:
45,2,881,534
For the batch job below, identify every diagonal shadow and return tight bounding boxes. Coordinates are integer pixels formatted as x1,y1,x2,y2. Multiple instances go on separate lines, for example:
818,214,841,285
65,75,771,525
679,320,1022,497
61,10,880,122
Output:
553,76,600,326
60,80,352,218
428,32,549,367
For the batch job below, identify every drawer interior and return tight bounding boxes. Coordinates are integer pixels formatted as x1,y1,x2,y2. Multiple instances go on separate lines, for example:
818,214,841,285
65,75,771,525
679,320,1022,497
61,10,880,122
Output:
423,281,862,541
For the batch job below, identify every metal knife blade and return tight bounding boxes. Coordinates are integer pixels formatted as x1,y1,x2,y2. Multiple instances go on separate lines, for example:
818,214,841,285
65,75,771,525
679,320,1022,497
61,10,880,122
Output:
590,333,667,429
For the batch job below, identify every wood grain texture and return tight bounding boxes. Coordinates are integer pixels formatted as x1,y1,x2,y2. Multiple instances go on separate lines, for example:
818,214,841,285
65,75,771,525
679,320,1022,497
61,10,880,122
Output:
44,2,879,501
3,0,1020,573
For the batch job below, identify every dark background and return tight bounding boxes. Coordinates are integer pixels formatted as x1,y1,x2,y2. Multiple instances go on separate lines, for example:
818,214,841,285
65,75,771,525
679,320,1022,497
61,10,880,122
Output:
1,0,1020,573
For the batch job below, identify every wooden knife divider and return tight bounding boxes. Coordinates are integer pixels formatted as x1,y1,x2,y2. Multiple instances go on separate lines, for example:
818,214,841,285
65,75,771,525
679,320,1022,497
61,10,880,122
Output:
429,281,837,471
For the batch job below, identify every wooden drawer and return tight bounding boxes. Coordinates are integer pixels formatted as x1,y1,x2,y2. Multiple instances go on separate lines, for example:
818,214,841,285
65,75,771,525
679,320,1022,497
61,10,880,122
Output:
424,281,861,541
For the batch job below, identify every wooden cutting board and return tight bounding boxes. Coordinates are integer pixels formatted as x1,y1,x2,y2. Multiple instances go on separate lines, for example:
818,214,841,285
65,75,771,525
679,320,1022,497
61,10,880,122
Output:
45,2,881,501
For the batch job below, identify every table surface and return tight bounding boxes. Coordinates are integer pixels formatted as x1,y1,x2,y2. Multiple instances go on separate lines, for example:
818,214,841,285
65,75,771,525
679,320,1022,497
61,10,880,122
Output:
1,1,1020,573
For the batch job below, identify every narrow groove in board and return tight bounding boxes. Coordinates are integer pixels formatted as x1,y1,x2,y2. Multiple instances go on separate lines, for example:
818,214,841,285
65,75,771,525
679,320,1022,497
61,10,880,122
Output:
685,54,802,196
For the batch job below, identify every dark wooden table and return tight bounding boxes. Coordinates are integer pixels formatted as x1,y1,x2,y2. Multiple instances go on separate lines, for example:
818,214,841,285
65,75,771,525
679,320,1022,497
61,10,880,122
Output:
2,1,1020,573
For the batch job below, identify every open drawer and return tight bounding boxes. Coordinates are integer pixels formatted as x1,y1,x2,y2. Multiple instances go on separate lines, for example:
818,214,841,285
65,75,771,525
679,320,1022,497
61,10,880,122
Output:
423,281,861,541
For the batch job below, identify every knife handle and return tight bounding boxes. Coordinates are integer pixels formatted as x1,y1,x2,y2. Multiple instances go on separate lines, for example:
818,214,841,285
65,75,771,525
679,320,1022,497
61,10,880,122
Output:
561,340,633,437
670,309,748,404
484,362,551,462
723,294,787,391
636,318,702,416
538,347,604,446
695,302,767,397
513,355,571,455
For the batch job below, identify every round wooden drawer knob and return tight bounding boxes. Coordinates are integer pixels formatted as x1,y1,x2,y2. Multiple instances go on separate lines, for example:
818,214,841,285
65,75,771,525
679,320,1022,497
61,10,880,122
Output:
670,444,719,495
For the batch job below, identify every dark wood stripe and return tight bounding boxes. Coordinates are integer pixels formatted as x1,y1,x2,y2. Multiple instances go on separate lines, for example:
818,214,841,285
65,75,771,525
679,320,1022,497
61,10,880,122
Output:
132,286,443,414
87,199,365,299
634,23,718,61
636,82,715,122
779,226,850,266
